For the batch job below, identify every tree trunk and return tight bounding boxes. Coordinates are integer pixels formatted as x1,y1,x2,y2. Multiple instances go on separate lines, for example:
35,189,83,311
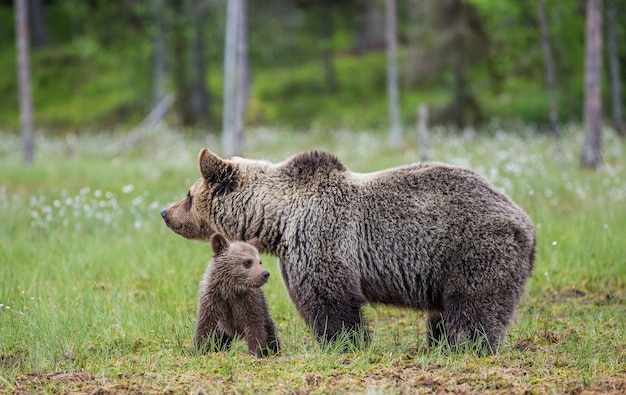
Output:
354,0,384,53
452,58,466,130
223,0,239,157
404,1,429,87
581,0,603,169
152,0,167,115
386,0,402,147
417,105,429,161
606,0,624,138
536,0,563,163
29,0,48,48
190,3,211,125
170,0,192,125
319,2,338,93
15,0,35,164
234,0,248,154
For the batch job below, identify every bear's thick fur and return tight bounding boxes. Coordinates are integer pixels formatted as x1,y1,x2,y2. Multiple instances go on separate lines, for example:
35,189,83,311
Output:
162,148,535,352
194,233,280,357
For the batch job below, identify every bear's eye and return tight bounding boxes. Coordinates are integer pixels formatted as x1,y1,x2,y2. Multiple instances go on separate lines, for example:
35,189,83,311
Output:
243,260,252,268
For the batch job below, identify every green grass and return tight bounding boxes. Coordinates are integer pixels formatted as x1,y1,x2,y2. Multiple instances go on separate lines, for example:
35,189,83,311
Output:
1,126,625,394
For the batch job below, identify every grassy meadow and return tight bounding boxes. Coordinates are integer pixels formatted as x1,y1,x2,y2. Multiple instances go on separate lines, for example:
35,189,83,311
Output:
1,125,625,394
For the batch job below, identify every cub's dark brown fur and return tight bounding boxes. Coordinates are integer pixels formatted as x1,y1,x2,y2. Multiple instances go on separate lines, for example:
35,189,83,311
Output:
163,149,535,353
194,233,279,357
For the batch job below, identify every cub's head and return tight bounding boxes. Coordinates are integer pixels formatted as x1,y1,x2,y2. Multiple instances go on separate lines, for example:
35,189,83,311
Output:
160,148,265,241
210,233,269,289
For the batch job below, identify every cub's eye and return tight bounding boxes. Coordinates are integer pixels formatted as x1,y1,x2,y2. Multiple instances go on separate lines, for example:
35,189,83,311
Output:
243,260,252,268
259,260,263,266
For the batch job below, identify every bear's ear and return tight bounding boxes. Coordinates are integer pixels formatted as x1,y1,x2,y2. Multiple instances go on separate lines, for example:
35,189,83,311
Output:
198,148,239,197
247,237,260,248
210,233,229,256
198,148,223,182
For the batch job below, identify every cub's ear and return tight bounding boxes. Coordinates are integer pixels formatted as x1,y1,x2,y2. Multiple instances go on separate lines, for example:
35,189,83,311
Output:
198,148,239,196
247,237,260,248
210,233,229,256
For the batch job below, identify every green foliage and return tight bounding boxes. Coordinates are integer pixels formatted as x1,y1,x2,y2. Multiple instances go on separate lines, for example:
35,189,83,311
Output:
0,37,151,133
3,0,621,134
1,126,624,393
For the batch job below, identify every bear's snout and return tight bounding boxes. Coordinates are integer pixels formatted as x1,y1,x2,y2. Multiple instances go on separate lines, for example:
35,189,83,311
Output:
160,209,167,219
262,271,270,280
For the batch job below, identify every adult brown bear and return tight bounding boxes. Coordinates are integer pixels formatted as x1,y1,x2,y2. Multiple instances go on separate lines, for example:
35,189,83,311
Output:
162,148,535,353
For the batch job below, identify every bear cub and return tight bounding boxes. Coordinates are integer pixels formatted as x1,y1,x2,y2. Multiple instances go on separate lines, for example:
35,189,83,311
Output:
194,233,280,357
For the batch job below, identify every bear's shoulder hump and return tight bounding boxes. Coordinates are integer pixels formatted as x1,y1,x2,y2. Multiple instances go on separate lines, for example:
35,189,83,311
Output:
281,150,347,180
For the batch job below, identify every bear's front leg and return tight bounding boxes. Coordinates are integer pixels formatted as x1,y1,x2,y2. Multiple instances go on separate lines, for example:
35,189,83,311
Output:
244,325,271,358
296,276,368,348
194,308,233,353
264,317,280,355
194,329,233,353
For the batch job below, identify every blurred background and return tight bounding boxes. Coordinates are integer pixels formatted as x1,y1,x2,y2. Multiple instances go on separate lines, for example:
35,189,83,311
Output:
1,0,624,165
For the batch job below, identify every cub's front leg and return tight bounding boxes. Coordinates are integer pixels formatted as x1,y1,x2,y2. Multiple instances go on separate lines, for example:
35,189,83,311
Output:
194,306,232,352
244,324,271,357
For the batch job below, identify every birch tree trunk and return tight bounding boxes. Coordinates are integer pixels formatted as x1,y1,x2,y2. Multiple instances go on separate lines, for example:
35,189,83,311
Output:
222,0,239,157
386,0,402,147
15,0,34,164
536,0,563,163
606,0,624,138
581,0,603,169
234,0,248,154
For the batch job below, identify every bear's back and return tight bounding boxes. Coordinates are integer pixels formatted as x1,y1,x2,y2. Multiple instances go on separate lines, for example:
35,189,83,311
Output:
352,162,525,222
341,162,535,309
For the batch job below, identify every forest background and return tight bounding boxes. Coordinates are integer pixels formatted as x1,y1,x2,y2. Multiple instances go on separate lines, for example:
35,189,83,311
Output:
1,0,625,152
